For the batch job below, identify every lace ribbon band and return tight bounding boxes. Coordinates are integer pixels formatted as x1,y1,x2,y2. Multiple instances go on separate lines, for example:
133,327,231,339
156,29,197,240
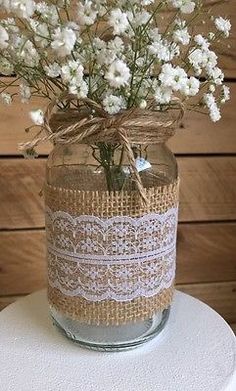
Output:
46,207,178,302
45,180,179,325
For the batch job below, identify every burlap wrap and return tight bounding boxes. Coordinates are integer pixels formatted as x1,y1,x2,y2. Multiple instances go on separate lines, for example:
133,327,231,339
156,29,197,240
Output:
46,179,179,326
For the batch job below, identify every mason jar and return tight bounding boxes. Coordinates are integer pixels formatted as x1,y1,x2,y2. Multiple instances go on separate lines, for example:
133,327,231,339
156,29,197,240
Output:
45,141,179,351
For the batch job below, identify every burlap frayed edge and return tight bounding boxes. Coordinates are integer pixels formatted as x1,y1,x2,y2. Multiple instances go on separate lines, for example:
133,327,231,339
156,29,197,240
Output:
48,285,174,326
45,178,179,201
45,178,179,217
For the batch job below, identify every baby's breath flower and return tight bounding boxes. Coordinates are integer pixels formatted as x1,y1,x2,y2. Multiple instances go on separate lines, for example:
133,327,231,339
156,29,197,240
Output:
105,60,131,88
215,17,231,37
30,109,44,125
77,1,97,26
44,63,61,78
204,93,221,122
173,27,190,45
51,27,76,57
109,9,129,35
108,37,124,55
182,76,200,96
103,94,126,114
35,3,59,25
155,86,173,105
59,59,88,98
194,34,210,50
94,38,122,66
149,38,180,62
61,60,84,84
188,47,218,74
69,81,88,98
221,85,230,103
169,0,195,14
159,63,187,92
206,66,224,85
8,0,35,19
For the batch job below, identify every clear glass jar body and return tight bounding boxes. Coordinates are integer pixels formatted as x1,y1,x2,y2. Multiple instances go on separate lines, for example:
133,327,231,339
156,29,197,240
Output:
46,143,178,351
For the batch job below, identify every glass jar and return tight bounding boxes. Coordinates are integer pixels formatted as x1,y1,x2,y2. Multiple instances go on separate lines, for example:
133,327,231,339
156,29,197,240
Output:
45,142,178,351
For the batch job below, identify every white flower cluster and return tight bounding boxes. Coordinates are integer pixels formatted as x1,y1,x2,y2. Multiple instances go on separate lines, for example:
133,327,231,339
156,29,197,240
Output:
0,0,231,123
169,0,195,14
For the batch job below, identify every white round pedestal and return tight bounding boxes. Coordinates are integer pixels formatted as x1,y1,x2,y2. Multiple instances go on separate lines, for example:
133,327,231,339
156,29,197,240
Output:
0,290,235,391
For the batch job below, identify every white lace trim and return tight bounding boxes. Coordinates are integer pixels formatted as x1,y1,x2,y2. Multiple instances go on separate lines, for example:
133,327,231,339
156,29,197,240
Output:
46,207,178,302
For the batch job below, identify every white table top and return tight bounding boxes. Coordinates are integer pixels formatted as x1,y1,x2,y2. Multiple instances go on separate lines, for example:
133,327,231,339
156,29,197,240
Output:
0,290,235,391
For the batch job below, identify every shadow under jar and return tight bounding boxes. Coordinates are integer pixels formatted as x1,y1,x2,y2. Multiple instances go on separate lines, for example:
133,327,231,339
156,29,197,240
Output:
45,142,179,351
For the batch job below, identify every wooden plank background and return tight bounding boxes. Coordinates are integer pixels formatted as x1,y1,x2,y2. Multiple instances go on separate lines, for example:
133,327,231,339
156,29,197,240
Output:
0,0,236,332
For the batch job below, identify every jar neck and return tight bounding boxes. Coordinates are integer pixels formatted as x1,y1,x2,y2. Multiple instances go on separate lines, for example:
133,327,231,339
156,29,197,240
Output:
46,142,177,191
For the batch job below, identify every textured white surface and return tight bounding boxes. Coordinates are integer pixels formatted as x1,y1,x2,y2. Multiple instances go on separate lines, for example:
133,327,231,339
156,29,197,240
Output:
0,290,235,391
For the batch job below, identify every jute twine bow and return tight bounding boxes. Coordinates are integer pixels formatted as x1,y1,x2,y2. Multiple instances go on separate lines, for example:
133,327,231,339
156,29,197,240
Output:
20,93,184,203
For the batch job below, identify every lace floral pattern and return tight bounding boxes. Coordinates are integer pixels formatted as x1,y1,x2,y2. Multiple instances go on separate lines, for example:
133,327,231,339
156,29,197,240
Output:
46,207,178,302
